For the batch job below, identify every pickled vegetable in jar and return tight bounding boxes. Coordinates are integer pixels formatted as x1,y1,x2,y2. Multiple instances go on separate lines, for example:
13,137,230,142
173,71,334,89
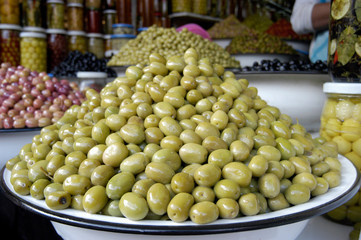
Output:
320,82,361,225
46,29,67,72
22,0,44,27
67,0,83,3
103,9,116,34
20,31,47,72
172,0,192,13
0,24,21,66
111,34,135,52
67,3,84,31
87,33,104,59
193,0,207,15
47,0,65,29
328,0,361,82
115,0,132,24
86,9,101,33
0,0,20,24
68,31,87,53
112,23,134,35
86,0,101,9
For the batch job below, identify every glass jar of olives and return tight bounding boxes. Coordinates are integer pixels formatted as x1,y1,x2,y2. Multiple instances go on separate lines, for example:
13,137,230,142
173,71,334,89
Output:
112,23,134,35
67,3,84,31
68,30,87,53
193,0,207,15
22,0,44,27
0,0,20,24
46,28,67,72
0,24,21,66
87,33,104,59
172,0,192,13
47,0,65,29
111,34,135,52
328,0,361,82
20,31,47,72
320,82,361,225
103,9,117,34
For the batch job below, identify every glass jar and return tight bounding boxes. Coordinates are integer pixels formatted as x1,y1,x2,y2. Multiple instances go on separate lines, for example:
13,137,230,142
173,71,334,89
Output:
46,28,67,72
86,0,101,9
68,0,83,3
0,0,20,24
86,8,101,33
47,0,65,29
67,3,84,31
104,34,112,52
22,26,46,33
193,0,207,15
22,0,43,27
111,34,135,52
172,0,192,13
112,23,134,35
76,71,108,92
68,31,87,53
328,0,361,82
115,0,132,24
87,33,104,59
103,9,116,34
20,31,47,72
320,82,361,225
0,24,21,66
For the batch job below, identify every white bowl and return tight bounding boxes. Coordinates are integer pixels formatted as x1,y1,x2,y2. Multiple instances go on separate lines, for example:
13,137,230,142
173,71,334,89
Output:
235,73,330,132
1,155,359,240
0,128,41,167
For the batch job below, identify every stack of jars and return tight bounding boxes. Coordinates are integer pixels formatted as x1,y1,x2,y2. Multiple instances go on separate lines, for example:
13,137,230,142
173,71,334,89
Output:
103,1,117,58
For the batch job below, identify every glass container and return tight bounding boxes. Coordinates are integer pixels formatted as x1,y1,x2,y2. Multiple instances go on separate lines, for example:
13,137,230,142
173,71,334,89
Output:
103,9,117,34
193,0,207,15
86,8,101,33
87,33,104,59
68,0,83,3
46,28,67,72
47,0,65,29
111,34,135,52
172,0,191,13
104,34,112,52
320,82,361,225
20,31,47,72
0,24,21,66
22,0,43,27
328,0,361,82
112,23,134,35
76,71,107,92
0,0,20,25
86,0,101,9
67,3,84,31
68,30,87,53
115,0,132,24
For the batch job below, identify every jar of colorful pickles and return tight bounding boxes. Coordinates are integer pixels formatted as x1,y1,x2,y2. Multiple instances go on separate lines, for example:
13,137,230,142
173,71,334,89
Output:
46,28,67,72
67,3,84,31
86,8,101,33
0,0,20,24
68,30,87,53
103,9,117,34
20,31,47,72
0,24,21,66
22,0,44,27
47,0,65,29
87,33,104,59
320,82,361,226
112,23,134,34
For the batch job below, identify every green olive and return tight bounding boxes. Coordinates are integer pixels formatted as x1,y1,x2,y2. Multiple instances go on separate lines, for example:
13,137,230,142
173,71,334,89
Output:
30,179,51,200
63,174,91,195
83,185,108,214
102,142,129,167
189,201,219,224
119,192,149,220
194,163,221,187
132,178,155,198
171,172,195,194
222,162,252,187
285,183,310,205
167,192,194,222
45,191,72,210
179,143,208,164
216,198,239,219
145,162,175,184
258,173,280,198
268,193,290,211
78,158,101,178
214,179,241,200
120,153,149,174
146,183,170,215
106,172,135,200
239,193,260,216
102,200,123,217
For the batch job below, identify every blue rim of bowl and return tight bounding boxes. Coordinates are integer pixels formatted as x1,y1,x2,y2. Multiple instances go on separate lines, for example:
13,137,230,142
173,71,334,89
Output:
1,155,360,236
0,127,42,133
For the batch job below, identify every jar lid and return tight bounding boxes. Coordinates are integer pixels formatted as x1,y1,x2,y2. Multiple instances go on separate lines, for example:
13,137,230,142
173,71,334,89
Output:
67,30,86,36
86,33,104,38
47,0,64,4
46,28,67,35
323,82,361,94
137,27,148,32
104,34,112,39
0,24,22,31
76,71,108,78
67,3,83,7
22,26,46,33
112,23,134,29
111,34,136,39
103,9,116,14
20,31,47,39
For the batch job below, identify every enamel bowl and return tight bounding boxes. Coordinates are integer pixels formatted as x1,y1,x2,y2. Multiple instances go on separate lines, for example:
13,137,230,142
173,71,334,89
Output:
1,155,359,240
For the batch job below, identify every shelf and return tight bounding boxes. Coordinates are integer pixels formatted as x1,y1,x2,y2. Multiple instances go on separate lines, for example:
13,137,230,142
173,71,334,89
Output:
169,12,222,29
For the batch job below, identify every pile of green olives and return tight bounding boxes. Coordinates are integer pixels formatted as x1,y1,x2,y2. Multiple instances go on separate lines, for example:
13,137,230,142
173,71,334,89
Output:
107,26,240,68
7,48,342,224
